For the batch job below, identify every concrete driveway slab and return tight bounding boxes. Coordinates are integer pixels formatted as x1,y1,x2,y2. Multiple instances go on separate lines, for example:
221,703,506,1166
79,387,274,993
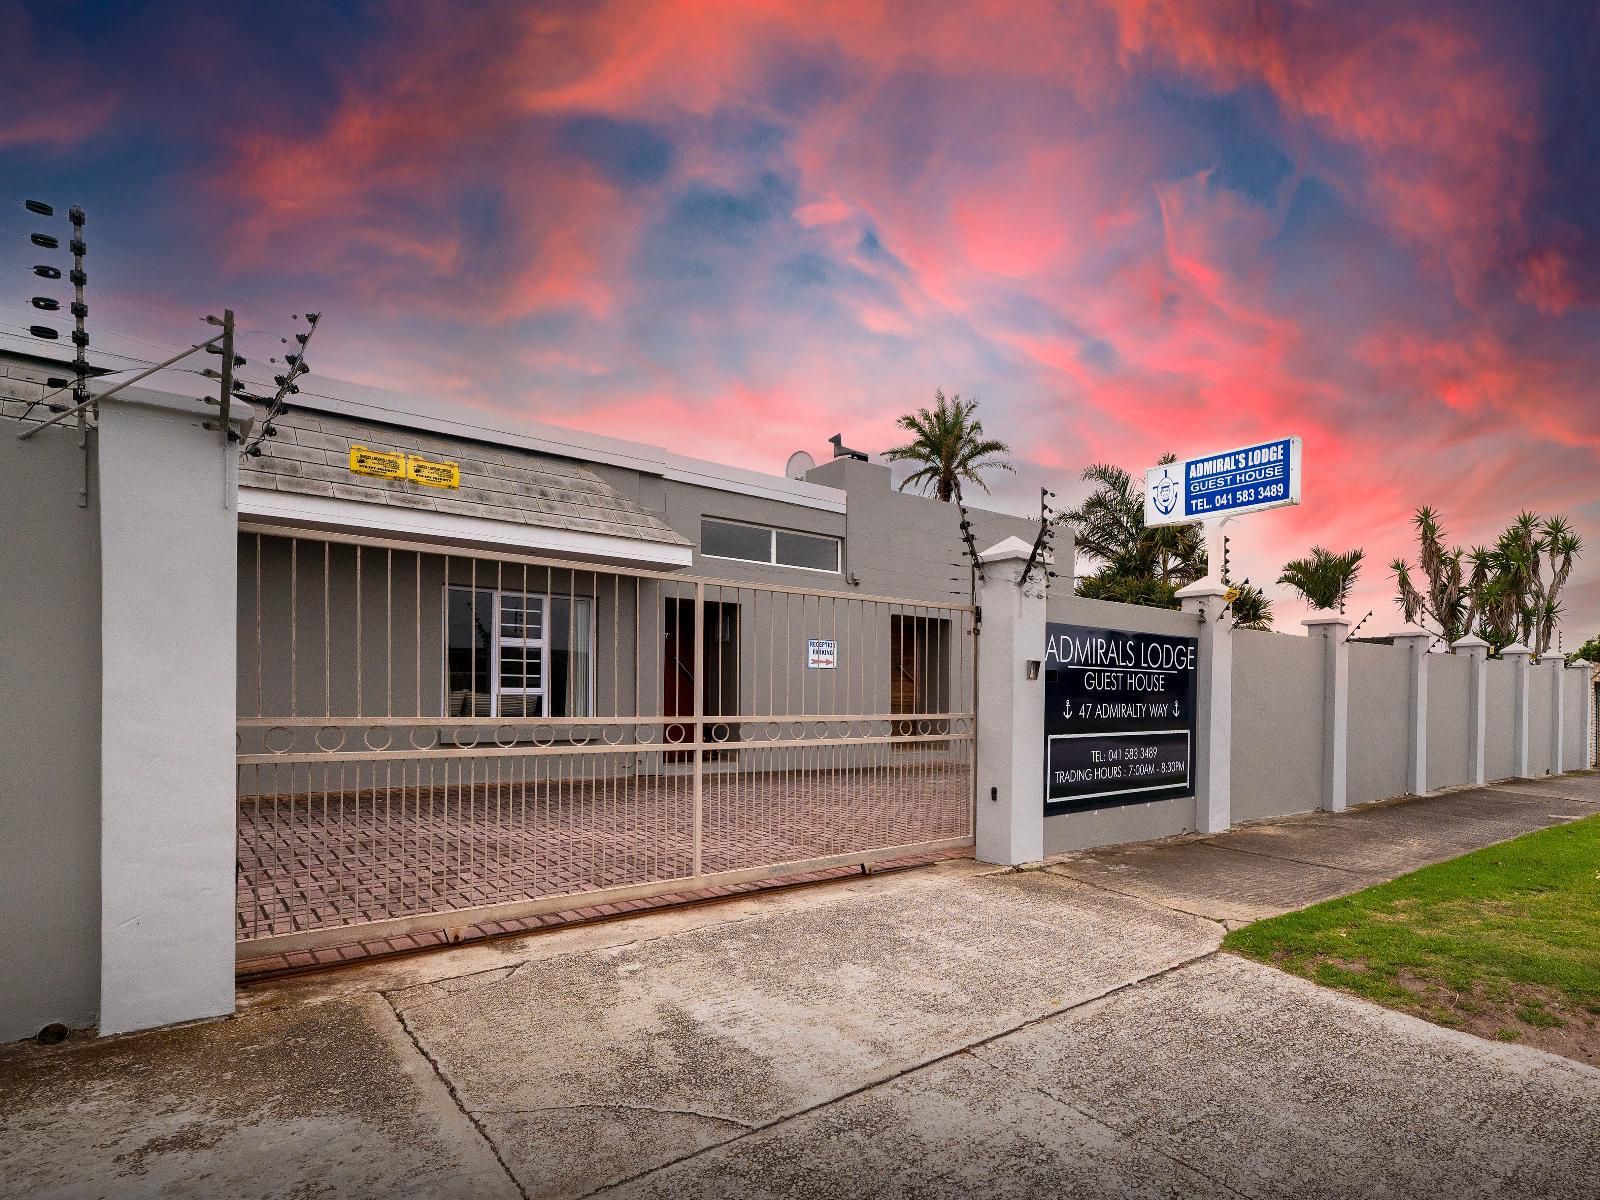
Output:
606,1050,1215,1200
975,955,1600,1200
0,993,516,1200
1045,840,1382,923
394,865,1219,1196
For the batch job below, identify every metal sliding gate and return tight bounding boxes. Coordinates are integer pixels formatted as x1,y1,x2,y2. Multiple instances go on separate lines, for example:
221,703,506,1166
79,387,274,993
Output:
235,526,976,960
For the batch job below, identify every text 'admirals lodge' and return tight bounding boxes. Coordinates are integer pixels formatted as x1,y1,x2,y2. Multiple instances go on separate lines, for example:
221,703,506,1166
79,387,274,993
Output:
1044,629,1196,696
1043,623,1199,814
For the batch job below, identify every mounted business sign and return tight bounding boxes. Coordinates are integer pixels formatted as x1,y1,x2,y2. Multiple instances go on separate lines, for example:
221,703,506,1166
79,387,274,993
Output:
1144,436,1301,526
1043,623,1198,815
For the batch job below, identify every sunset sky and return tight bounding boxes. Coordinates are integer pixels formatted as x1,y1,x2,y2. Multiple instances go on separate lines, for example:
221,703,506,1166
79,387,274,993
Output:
4,1,1598,638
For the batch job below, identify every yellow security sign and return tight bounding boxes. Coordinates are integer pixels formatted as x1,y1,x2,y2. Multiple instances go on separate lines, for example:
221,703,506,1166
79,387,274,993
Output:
406,455,460,489
349,445,405,479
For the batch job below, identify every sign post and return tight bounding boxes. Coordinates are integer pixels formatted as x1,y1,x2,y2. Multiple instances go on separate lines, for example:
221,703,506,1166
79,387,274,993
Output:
1146,435,1302,832
1145,436,1301,588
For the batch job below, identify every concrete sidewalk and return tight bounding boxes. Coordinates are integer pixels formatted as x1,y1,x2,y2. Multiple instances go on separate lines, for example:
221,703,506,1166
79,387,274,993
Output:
3,774,1599,1199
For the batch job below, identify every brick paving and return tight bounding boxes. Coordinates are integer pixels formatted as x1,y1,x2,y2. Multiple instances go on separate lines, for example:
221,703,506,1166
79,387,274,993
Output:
237,761,972,967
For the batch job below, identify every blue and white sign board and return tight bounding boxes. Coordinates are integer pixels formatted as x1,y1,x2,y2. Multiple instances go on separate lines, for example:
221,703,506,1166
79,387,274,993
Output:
807,639,837,669
1144,436,1301,526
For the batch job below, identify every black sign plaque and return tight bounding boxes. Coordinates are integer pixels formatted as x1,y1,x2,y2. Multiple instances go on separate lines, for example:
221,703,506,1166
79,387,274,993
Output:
1044,622,1199,815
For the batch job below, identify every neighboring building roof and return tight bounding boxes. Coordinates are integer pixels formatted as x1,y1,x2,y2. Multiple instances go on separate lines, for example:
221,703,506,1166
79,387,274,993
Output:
242,405,690,551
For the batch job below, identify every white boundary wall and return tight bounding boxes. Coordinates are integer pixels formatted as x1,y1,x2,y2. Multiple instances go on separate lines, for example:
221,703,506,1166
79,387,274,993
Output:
976,570,1596,865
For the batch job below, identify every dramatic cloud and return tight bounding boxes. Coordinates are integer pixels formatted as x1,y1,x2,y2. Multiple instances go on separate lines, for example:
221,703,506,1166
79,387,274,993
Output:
3,0,1597,637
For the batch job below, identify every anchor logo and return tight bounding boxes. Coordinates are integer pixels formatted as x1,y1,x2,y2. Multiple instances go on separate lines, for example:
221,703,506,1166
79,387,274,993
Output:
1150,466,1180,517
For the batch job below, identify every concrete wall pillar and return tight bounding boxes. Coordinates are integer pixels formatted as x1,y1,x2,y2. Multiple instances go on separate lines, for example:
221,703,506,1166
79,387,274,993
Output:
1572,660,1597,769
1452,635,1490,786
96,393,242,1035
1304,616,1351,811
974,537,1045,866
1546,655,1567,775
1177,582,1232,833
1502,643,1533,779
1390,625,1431,795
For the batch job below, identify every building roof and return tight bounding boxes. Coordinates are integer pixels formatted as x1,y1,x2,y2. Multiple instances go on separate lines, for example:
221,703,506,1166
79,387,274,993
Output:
242,405,690,550
0,326,845,513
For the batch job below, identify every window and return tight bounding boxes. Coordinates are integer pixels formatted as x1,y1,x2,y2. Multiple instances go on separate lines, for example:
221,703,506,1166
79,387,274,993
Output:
701,518,840,572
445,586,593,717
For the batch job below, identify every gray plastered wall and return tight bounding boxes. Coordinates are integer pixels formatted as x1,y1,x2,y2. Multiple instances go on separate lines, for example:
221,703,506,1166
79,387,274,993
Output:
1345,641,1411,807
1426,651,1473,789
0,403,101,1043
1566,670,1592,767
1485,657,1518,781
1230,629,1325,823
1529,671,1555,775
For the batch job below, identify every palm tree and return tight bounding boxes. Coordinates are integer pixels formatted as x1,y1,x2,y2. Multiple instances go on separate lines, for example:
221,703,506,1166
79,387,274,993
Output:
882,389,1013,501
1228,583,1274,630
1059,455,1206,588
1396,507,1583,654
1278,547,1365,612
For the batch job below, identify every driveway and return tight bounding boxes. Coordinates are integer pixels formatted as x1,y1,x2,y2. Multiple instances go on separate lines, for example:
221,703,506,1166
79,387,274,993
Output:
4,774,1599,1199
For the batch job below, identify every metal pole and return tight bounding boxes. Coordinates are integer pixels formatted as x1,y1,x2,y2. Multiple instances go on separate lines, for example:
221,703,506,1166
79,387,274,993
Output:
69,206,89,506
692,579,705,878
217,308,235,440
17,334,224,440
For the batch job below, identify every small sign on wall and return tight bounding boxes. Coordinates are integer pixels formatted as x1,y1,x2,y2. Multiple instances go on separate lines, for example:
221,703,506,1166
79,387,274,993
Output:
349,445,406,480
348,445,461,489
406,455,460,489
807,639,837,669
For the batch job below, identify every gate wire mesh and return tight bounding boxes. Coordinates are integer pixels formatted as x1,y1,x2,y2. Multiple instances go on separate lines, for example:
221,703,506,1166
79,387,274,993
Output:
236,527,976,955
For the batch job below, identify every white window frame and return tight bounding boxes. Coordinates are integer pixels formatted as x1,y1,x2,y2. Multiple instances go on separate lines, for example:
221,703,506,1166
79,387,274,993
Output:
442,585,596,718
700,516,841,574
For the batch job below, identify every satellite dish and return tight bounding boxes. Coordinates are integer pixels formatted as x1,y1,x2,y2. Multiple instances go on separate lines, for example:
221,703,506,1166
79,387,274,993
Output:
785,450,816,481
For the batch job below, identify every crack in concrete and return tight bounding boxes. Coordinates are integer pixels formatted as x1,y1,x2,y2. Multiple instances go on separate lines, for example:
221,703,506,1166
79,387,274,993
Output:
580,949,1223,1198
1037,865,1234,929
470,1102,754,1131
497,912,774,984
959,1050,1259,1200
382,994,532,1200
1195,838,1375,876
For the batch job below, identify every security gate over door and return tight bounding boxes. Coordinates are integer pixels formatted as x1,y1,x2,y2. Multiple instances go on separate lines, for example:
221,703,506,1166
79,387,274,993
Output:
236,527,976,959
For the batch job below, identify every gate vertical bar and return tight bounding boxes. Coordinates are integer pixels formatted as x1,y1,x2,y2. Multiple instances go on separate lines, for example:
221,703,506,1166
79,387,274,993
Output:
692,579,705,878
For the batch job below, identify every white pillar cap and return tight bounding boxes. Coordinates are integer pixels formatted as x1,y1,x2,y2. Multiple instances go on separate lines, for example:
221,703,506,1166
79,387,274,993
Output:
1387,622,1432,642
1501,642,1534,658
1302,615,1351,630
1450,634,1491,651
978,535,1034,564
1567,658,1594,669
1176,580,1230,599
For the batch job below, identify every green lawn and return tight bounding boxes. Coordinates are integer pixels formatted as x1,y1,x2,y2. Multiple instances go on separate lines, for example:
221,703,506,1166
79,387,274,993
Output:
1224,813,1600,1047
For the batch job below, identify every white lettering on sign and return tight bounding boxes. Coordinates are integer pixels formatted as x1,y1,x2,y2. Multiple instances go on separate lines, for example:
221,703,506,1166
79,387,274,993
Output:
807,639,837,669
1144,436,1301,526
